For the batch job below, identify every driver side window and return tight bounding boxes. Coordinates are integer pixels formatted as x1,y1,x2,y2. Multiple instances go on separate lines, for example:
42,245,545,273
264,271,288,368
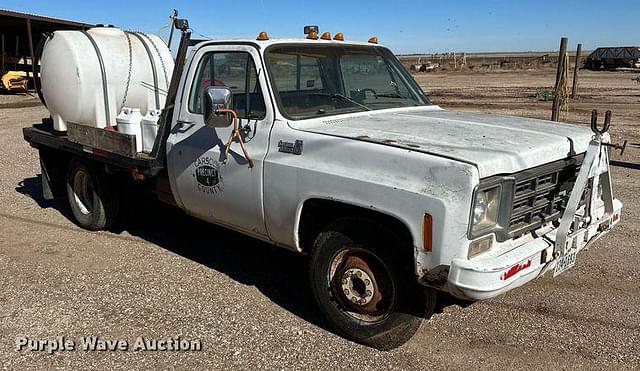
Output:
188,51,266,119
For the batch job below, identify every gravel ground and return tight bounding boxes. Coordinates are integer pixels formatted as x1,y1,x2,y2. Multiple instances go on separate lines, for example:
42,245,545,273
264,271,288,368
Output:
0,70,639,370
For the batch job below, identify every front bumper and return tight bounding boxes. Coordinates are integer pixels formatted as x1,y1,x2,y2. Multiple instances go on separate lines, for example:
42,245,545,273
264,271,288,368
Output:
447,199,622,301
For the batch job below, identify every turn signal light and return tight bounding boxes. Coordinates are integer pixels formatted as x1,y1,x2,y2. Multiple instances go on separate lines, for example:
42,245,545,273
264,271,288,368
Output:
257,31,269,41
321,32,331,40
468,235,493,259
423,213,433,252
368,36,378,44
333,33,344,41
307,31,318,40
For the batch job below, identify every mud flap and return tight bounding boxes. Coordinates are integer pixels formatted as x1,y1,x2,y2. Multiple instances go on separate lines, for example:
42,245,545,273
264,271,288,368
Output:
40,157,55,201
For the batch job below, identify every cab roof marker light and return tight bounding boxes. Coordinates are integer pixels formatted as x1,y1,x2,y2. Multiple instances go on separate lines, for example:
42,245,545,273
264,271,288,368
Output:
307,31,319,40
256,31,269,41
333,33,344,41
368,36,378,44
321,32,331,40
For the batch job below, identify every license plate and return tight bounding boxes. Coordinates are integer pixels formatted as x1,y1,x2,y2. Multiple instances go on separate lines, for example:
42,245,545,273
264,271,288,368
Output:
554,248,577,276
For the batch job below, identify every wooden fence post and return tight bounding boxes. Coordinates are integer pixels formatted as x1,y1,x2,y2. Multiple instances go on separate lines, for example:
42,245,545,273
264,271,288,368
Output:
551,37,568,121
571,43,582,98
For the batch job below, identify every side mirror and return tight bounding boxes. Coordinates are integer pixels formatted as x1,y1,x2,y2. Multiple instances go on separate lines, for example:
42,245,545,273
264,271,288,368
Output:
203,86,234,127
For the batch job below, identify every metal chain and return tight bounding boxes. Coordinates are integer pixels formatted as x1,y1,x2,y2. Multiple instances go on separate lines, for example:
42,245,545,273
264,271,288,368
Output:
141,33,170,90
119,32,133,112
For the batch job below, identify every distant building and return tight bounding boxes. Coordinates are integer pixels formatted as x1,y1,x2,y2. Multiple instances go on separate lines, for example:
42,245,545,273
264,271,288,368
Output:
585,47,640,70
0,9,91,89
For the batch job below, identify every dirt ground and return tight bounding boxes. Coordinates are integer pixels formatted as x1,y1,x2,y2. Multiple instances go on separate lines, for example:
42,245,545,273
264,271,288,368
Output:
416,69,640,160
0,69,639,370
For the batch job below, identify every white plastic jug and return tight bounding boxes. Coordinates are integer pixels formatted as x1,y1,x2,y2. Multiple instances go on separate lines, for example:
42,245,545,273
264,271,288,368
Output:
141,110,161,153
116,108,143,153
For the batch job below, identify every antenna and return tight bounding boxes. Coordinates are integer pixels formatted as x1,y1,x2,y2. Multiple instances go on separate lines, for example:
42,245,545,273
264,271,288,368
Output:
167,9,179,50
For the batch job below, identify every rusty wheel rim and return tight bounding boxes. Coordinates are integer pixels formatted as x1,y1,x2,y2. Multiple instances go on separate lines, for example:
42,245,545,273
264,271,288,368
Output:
328,246,395,322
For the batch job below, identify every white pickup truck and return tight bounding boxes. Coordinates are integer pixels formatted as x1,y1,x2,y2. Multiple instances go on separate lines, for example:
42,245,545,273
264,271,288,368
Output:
24,21,622,349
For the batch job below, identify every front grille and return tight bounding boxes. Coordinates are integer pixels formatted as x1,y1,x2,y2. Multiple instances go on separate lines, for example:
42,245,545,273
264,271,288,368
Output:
506,156,584,239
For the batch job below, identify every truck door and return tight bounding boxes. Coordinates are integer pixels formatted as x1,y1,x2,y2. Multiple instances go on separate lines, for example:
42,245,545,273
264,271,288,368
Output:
166,45,273,237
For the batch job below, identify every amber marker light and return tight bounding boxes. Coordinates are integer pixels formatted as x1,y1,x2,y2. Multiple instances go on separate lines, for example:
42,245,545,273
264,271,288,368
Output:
368,36,378,44
257,31,269,41
333,33,344,41
307,31,319,40
423,213,433,252
320,32,331,40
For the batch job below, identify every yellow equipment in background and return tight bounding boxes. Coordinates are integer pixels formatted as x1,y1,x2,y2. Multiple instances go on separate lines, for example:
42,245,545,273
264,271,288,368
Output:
1,71,30,92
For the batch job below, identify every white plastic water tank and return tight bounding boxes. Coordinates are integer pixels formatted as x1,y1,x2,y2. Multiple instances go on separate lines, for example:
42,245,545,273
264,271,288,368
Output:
40,27,174,131
116,108,143,152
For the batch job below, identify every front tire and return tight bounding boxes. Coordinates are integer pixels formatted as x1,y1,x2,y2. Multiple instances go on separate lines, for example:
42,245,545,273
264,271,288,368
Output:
309,218,436,350
66,158,119,231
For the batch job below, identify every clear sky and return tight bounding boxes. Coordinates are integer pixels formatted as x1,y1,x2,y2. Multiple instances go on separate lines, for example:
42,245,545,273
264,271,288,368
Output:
3,0,639,54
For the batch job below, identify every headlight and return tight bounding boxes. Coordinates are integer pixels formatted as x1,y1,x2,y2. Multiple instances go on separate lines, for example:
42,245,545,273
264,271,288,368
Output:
471,186,501,235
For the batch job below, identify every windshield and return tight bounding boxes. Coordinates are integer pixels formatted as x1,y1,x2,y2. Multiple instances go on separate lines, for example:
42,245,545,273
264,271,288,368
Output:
265,45,430,120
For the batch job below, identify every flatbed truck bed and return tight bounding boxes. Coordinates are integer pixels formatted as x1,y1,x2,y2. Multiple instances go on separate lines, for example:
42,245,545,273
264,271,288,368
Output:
23,119,164,175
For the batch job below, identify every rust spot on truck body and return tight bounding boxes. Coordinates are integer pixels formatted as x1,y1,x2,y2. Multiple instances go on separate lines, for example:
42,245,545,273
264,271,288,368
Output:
419,265,450,289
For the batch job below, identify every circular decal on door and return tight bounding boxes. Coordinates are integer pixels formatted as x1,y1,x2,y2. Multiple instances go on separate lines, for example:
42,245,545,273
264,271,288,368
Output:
193,156,223,195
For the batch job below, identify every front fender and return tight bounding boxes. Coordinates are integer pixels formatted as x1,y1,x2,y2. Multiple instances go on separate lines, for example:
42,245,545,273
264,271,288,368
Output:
263,128,479,277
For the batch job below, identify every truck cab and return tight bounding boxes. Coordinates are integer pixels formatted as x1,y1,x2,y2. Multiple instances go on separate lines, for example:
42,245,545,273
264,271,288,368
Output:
25,26,623,350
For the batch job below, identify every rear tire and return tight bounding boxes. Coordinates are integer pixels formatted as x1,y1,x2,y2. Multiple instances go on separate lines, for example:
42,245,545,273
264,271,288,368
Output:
66,158,119,231
309,217,436,350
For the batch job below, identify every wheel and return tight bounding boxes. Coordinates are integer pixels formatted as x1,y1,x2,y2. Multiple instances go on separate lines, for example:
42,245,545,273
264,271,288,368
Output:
66,158,119,231
309,218,436,350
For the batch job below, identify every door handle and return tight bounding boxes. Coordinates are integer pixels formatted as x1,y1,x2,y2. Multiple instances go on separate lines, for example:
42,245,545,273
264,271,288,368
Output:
176,120,195,130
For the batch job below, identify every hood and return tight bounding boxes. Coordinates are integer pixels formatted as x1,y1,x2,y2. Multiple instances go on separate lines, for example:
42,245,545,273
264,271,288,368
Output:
291,109,594,177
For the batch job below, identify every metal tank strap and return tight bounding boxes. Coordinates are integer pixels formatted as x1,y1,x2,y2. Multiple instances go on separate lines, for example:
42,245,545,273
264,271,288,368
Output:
128,32,160,110
139,33,170,88
80,30,112,126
